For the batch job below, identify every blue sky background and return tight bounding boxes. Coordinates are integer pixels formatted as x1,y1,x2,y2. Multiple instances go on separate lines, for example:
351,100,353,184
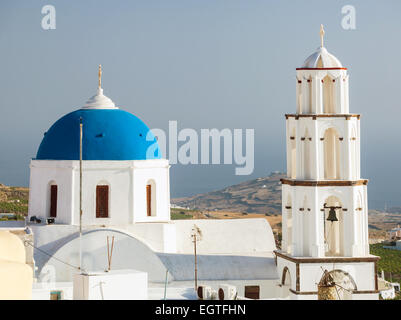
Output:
0,0,400,209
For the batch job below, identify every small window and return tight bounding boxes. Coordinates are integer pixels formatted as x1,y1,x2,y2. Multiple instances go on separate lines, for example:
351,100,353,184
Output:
244,286,260,299
96,185,109,218
146,184,152,217
50,185,57,218
146,181,157,217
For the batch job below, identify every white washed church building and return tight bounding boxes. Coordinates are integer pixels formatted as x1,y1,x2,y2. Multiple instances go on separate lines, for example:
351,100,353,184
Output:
26,27,378,300
27,67,279,298
28,68,170,225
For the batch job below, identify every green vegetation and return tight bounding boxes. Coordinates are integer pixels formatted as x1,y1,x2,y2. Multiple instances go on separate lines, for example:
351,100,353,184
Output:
170,208,194,220
0,201,28,214
370,243,401,300
371,243,401,276
0,213,25,221
8,198,28,205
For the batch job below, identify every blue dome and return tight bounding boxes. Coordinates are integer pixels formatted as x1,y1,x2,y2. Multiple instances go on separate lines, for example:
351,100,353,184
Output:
36,109,161,160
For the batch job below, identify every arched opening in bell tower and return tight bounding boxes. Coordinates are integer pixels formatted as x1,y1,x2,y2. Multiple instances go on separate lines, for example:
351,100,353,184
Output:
280,267,292,298
323,196,345,257
322,75,335,114
323,128,341,180
301,76,313,114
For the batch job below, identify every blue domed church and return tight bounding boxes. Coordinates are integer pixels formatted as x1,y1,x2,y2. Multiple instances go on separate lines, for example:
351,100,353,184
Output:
26,67,278,295
28,67,170,225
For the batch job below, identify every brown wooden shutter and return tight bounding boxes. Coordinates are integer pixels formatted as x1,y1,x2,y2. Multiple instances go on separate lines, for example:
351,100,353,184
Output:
96,185,109,218
50,185,57,218
244,286,260,299
146,184,151,217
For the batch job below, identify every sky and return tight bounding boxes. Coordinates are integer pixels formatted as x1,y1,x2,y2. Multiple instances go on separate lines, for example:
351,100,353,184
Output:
0,0,400,209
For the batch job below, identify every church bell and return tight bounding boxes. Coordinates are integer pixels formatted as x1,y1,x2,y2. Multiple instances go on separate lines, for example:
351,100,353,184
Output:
326,207,339,222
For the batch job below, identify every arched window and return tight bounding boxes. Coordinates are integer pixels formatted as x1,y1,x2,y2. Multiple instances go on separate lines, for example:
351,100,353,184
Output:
322,75,335,114
323,128,341,180
146,180,156,217
298,77,313,114
281,267,291,298
281,267,291,286
323,196,345,257
96,185,109,218
49,183,57,218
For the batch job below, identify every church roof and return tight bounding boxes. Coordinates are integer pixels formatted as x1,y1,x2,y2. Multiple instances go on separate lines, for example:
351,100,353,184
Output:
36,108,161,161
302,46,343,68
36,66,161,161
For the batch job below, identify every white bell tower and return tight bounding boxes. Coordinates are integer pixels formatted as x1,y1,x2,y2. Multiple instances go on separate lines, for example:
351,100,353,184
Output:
275,26,379,300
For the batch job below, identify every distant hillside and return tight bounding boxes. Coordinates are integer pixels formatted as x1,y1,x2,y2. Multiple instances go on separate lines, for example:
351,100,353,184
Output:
172,172,284,215
171,173,401,238
387,207,401,214
0,184,29,214
0,184,29,202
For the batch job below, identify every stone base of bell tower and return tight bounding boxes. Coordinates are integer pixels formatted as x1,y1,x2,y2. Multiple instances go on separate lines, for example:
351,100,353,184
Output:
275,251,379,300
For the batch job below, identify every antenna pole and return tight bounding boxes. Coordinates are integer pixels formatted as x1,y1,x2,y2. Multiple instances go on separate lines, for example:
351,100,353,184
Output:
79,117,83,272
194,233,198,291
98,65,102,89
163,269,169,300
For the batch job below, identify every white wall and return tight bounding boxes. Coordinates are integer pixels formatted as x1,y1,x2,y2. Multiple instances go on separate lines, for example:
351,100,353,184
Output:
28,159,170,226
73,270,148,300
296,69,349,115
28,161,74,223
282,184,369,258
131,161,170,223
32,226,170,282
299,262,376,292
286,116,360,181
125,223,177,253
276,256,378,300
173,218,276,255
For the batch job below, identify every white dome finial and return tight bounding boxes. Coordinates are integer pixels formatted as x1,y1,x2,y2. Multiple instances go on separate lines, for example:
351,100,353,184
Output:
320,24,325,47
301,26,343,68
81,65,118,109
